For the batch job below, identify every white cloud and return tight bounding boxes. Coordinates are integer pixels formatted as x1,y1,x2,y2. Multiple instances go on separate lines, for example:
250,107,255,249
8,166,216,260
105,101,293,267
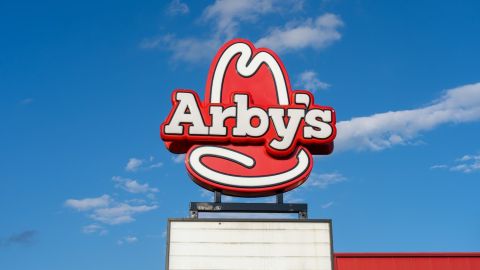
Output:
125,198,147,204
125,158,143,172
306,172,346,189
202,0,280,39
125,236,138,243
281,173,344,202
82,224,108,235
141,34,220,63
123,157,163,171
256,14,343,52
321,201,334,209
146,193,157,201
65,195,157,225
167,0,189,15
297,70,330,92
283,191,305,203
65,195,111,211
450,164,473,173
457,155,479,162
112,176,159,194
149,162,163,168
430,164,448,170
117,235,138,245
91,203,158,225
172,154,186,163
432,154,480,173
335,83,480,152
139,37,163,49
66,157,162,232
142,1,305,63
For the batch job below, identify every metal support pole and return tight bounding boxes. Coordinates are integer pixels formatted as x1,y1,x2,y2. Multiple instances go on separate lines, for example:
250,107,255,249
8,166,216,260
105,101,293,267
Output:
214,191,222,203
276,193,283,204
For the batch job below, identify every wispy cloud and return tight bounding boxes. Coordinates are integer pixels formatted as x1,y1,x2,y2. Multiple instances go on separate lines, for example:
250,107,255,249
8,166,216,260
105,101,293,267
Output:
306,172,346,189
431,153,480,173
171,154,185,164
1,230,38,247
141,0,310,63
430,164,448,170
66,157,161,235
112,176,159,194
296,70,330,92
65,195,111,211
125,158,143,172
336,82,480,152
124,157,163,172
167,0,189,15
141,34,221,63
65,195,157,225
82,224,108,235
256,14,343,52
457,154,480,162
149,162,163,168
281,173,345,203
283,191,305,203
321,201,334,209
202,0,284,39
91,203,158,225
117,235,138,245
452,154,480,173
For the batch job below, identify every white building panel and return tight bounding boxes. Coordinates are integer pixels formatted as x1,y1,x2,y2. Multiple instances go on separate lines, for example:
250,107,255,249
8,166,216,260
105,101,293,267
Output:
167,219,333,270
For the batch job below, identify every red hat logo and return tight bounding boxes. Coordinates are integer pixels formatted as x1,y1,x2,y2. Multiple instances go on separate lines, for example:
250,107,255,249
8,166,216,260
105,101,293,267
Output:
161,39,336,197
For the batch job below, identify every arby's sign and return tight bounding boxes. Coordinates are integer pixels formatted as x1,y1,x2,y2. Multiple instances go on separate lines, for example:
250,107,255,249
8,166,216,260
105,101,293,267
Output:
161,39,336,197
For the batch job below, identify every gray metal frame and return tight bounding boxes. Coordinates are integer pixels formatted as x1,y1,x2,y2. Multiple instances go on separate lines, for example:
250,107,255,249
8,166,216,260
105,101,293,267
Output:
189,201,308,219
189,192,308,219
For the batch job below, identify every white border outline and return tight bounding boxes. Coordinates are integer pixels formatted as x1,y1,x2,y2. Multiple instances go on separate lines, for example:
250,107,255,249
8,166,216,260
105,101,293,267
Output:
189,146,310,188
210,42,289,105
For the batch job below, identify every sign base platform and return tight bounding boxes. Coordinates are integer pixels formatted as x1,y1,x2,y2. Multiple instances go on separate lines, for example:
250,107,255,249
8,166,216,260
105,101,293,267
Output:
166,218,334,270
165,193,334,270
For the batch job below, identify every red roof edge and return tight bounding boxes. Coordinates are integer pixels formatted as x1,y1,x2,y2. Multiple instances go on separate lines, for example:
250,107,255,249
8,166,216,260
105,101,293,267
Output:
335,252,480,258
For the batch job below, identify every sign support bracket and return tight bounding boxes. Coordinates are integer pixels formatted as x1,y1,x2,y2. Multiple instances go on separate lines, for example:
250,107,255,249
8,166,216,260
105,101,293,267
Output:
189,192,308,219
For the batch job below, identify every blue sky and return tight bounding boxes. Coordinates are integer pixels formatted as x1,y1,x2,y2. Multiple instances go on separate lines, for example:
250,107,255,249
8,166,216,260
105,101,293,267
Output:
1,0,480,269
